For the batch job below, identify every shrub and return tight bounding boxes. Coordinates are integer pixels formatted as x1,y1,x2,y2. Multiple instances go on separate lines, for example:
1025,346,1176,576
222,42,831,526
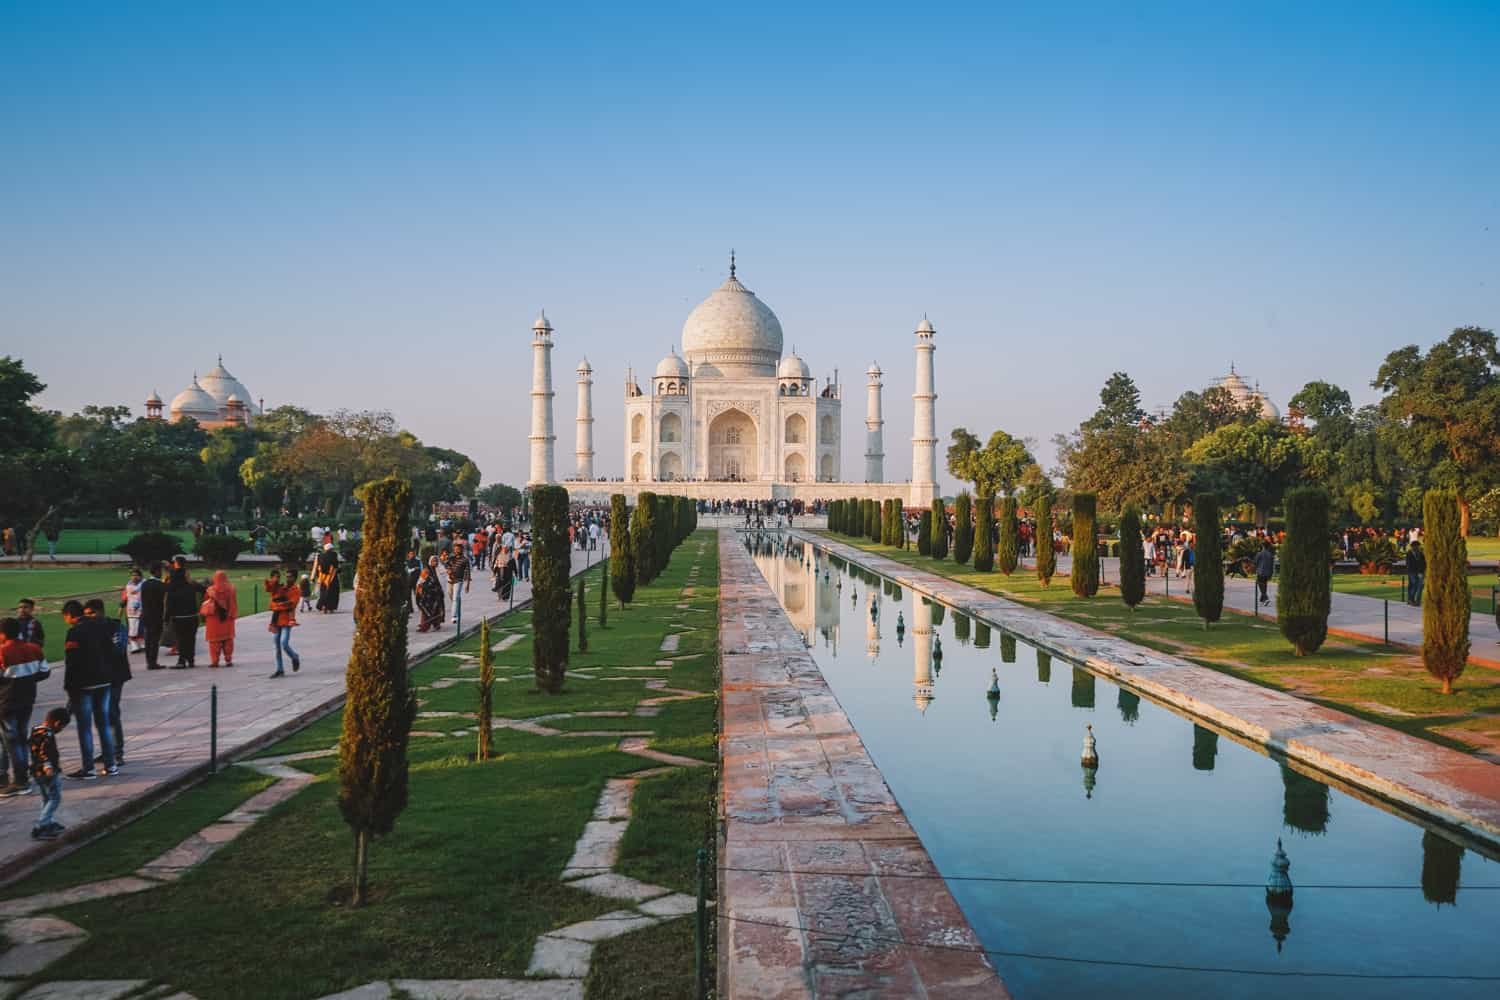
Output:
633,491,659,585
917,511,932,555
952,492,973,565
610,494,636,607
1354,536,1399,574
1035,495,1056,586
930,498,948,560
477,618,494,760
530,484,572,694
1070,492,1098,598
997,496,1019,575
1193,493,1224,626
337,476,416,906
974,493,995,571
1278,487,1331,656
116,531,186,568
1119,505,1145,610
270,531,314,571
1422,489,1469,694
191,533,249,567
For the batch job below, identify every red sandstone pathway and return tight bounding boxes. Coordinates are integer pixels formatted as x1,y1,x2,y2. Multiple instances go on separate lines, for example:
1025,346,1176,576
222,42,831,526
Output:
717,531,1007,999
0,546,604,880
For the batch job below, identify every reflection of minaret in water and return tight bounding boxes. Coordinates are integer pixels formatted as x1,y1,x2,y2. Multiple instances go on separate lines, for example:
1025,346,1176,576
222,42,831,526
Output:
866,595,881,661
912,594,934,713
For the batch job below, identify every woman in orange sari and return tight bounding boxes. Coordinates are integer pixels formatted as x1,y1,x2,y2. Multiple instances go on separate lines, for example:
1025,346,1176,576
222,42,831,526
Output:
202,570,239,667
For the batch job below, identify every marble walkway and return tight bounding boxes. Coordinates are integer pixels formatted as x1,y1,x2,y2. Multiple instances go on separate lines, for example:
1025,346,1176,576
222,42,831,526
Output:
0,538,711,1000
0,545,607,881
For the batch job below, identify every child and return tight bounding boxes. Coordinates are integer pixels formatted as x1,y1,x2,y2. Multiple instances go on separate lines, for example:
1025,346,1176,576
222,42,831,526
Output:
297,572,314,613
30,707,70,840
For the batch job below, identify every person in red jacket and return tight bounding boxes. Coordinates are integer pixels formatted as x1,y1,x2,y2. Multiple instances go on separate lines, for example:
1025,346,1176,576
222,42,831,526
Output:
0,617,50,795
266,571,302,679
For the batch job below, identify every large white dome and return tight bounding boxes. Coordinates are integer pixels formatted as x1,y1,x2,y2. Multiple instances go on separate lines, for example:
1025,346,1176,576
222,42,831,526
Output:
680,268,783,378
199,358,254,412
169,378,221,423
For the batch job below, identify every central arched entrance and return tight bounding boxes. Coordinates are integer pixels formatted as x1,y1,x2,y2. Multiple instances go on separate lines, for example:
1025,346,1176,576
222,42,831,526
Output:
708,408,758,481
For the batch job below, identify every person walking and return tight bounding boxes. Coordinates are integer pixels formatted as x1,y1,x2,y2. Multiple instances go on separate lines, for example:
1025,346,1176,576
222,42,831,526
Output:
164,566,202,669
60,600,117,777
203,570,238,667
516,533,531,581
315,541,341,613
415,568,444,632
1405,540,1426,607
139,563,166,669
1254,541,1276,606
266,570,301,678
0,617,48,796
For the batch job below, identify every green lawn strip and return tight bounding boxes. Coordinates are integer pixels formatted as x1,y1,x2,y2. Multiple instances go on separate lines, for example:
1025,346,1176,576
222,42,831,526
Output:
0,767,276,900
0,566,279,661
821,533,1500,754
1330,572,1496,615
615,767,715,895
26,529,720,996
586,918,701,1000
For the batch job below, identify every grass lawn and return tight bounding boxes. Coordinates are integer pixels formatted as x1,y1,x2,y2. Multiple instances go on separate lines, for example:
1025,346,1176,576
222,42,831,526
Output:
821,532,1500,758
6,530,720,1000
1331,571,1497,615
0,566,276,662
47,529,189,556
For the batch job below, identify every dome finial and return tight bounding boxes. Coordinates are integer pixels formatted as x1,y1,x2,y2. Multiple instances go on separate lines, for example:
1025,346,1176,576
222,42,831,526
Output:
729,248,736,279
218,353,223,366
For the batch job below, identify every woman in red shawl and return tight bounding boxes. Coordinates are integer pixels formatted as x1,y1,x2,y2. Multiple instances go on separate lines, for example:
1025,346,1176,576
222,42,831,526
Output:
414,567,444,632
202,570,239,667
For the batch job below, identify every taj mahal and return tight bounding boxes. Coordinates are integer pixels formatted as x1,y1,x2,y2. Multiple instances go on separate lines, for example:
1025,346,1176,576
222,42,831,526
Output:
526,256,938,506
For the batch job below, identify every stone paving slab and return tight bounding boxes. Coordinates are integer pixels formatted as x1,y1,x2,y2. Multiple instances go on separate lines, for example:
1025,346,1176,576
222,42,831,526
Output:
810,533,1500,849
0,548,600,882
717,531,1007,998
16,983,148,1000
526,935,592,978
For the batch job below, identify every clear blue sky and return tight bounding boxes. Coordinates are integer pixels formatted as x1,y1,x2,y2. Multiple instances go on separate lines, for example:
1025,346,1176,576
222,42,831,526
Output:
4,1,1496,493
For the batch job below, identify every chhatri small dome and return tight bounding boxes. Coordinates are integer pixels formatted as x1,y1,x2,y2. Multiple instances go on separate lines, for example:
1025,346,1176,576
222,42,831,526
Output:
198,356,253,411
576,357,593,375
778,351,812,380
915,316,935,335
681,255,784,377
533,310,553,333
145,389,162,405
169,376,220,423
866,361,882,378
655,347,690,379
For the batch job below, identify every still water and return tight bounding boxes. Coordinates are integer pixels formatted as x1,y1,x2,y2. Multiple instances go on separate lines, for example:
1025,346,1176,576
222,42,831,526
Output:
747,534,1500,998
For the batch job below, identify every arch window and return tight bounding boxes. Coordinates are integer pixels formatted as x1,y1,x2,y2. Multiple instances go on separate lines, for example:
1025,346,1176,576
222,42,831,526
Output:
725,426,742,445
785,413,806,444
660,412,682,443
630,413,644,444
820,414,835,442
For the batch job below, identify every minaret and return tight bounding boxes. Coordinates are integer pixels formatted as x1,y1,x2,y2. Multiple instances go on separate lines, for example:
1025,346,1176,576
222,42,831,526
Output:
575,358,595,481
912,595,934,714
911,316,938,505
865,362,884,482
528,311,556,486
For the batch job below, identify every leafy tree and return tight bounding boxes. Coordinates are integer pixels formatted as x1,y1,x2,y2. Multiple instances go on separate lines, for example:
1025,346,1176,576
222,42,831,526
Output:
997,496,1019,574
1278,487,1331,655
930,498,948,559
0,356,57,453
632,491,658,585
610,495,636,607
453,460,481,498
917,510,932,555
951,492,973,565
337,476,416,906
477,618,494,760
974,493,995,571
1071,493,1099,598
478,482,523,512
1375,327,1500,535
1119,505,1145,610
530,484,572,693
948,427,1035,500
1185,421,1316,525
1035,494,1056,586
1193,493,1224,626
1422,490,1469,693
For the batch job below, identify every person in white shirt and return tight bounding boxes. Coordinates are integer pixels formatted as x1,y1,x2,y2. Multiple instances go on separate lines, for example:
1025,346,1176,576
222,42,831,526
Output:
311,525,325,546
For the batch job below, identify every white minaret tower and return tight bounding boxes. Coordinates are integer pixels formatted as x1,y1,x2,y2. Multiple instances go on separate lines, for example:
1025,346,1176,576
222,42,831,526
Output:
865,362,885,483
528,311,556,486
575,358,595,481
911,316,938,505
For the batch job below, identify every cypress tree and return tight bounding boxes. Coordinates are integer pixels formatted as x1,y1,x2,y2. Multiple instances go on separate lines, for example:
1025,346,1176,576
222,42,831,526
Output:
888,499,900,546
879,499,891,545
598,557,608,628
1119,505,1145,610
952,492,973,565
1278,487,1331,655
867,499,879,542
997,496,1019,575
974,493,995,571
337,475,416,907
1070,666,1096,709
1000,631,1016,663
530,484,572,694
1035,494,1056,586
1422,489,1469,694
1036,650,1052,683
654,494,671,574
930,498,948,559
917,510,932,555
609,494,636,608
954,611,970,645
476,617,493,761
829,500,840,534
633,491,658,585
1193,493,1224,627
1071,492,1099,598
576,574,588,653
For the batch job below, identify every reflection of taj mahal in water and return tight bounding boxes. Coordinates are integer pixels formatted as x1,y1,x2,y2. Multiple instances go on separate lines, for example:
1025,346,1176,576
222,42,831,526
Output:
527,255,938,506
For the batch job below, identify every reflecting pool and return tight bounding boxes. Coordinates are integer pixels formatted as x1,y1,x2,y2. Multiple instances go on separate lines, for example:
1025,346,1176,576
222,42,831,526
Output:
747,533,1500,998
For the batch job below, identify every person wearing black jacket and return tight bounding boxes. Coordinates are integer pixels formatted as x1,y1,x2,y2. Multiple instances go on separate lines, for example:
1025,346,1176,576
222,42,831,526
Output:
164,567,203,669
84,599,129,767
1405,541,1426,607
61,601,117,778
139,563,167,670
